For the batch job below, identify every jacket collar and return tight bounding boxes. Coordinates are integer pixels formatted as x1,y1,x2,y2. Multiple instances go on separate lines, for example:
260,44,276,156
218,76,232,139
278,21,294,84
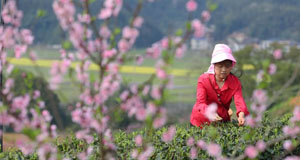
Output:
209,74,234,91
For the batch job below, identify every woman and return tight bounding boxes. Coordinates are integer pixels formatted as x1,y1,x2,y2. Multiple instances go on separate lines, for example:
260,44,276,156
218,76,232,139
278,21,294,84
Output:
190,44,250,127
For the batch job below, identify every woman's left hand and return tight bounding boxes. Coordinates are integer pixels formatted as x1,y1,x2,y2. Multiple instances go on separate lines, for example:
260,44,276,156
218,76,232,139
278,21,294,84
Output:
238,112,245,126
228,108,233,117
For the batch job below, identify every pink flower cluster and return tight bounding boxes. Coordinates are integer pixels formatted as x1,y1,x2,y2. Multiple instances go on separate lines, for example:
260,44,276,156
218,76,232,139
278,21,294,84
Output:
192,19,205,38
273,49,282,60
188,138,226,159
131,145,154,160
201,10,211,22
186,0,197,12
153,108,167,129
118,26,139,53
1,1,22,27
161,125,176,143
37,143,57,160
49,59,71,90
53,0,75,30
244,140,266,158
98,0,123,19
155,60,168,80
290,106,300,123
246,89,268,127
268,63,277,75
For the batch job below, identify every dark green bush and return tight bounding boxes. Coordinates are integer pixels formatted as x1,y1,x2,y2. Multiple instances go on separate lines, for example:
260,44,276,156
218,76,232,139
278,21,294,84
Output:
6,68,72,129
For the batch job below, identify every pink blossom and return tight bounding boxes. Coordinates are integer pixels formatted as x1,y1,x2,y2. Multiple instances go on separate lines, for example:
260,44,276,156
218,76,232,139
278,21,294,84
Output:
120,90,129,101
196,140,206,149
146,43,161,59
256,140,266,151
161,37,169,49
53,0,75,30
42,110,52,122
76,130,94,144
205,103,217,121
153,116,166,129
14,45,27,58
273,49,282,60
104,0,114,8
268,63,277,75
283,140,293,151
136,107,146,121
135,135,143,147
113,0,123,17
17,141,34,156
284,156,300,160
29,51,37,61
3,78,14,95
6,64,14,75
190,147,197,159
133,16,144,28
283,126,300,137
186,0,197,12
250,103,267,114
1,1,22,26
201,10,211,22
256,70,264,82
135,55,144,65
20,29,34,45
142,85,150,95
207,143,221,157
98,8,112,19
38,101,45,109
77,13,91,23
192,19,205,38
245,115,256,127
162,125,176,143
138,145,154,160
245,145,258,159
156,67,167,80
1,27,15,48
176,45,187,58
291,106,300,122
118,39,130,53
186,137,194,146
122,26,139,40
33,90,41,99
146,102,157,116
103,48,117,58
51,125,57,137
151,86,161,100
99,25,111,39
12,94,30,111
252,89,268,104
37,144,57,160
130,84,138,94
131,149,138,159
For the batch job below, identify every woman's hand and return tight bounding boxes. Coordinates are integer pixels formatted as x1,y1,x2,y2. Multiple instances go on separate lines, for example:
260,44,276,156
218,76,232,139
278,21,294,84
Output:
238,112,245,126
212,113,223,121
228,108,233,117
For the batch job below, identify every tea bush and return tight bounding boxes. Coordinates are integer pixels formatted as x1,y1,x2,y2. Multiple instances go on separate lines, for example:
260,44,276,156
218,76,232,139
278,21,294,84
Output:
3,112,297,159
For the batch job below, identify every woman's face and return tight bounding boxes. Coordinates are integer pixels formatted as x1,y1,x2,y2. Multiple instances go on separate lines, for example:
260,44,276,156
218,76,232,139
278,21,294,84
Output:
214,60,233,80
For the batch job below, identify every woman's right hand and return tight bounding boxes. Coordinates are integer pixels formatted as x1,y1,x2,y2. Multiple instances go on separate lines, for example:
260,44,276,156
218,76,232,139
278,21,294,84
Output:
212,113,223,121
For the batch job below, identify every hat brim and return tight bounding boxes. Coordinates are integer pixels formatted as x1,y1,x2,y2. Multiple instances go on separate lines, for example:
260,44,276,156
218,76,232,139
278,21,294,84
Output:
211,53,237,64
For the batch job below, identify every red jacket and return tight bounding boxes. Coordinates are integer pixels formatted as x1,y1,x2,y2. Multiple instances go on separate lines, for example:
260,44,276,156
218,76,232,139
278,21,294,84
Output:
190,73,250,127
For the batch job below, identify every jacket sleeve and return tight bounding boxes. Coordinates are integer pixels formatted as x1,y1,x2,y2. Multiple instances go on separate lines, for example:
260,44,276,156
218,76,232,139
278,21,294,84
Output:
194,79,208,114
234,84,250,117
